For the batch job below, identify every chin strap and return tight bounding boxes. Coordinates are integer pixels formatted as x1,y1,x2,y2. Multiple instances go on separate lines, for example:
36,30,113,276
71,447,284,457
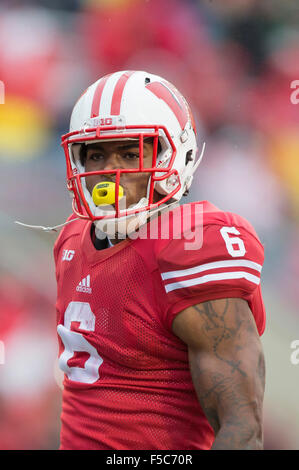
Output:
14,200,179,234
14,218,81,232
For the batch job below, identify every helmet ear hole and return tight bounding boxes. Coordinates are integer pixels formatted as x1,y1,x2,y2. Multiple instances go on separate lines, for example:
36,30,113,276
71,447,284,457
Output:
185,150,193,166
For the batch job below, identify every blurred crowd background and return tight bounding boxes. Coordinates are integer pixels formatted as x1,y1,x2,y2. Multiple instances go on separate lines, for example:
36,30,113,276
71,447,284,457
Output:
0,0,298,450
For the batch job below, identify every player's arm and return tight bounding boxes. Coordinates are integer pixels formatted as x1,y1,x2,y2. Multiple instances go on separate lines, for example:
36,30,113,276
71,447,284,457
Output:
172,297,265,450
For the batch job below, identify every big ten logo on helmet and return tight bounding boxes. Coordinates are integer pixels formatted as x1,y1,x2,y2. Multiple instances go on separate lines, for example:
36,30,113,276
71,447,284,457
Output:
0,80,4,104
62,249,75,261
90,118,113,126
290,80,299,105
290,340,299,365
0,341,5,365
83,116,125,128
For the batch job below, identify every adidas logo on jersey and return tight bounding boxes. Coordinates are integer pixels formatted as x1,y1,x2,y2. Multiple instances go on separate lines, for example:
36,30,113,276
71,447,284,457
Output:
76,275,92,294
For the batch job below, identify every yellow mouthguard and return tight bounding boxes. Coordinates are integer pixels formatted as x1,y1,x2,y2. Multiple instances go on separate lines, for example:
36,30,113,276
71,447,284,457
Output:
92,181,124,206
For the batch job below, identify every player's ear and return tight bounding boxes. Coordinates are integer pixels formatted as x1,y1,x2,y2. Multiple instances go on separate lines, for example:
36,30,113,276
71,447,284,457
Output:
185,150,193,166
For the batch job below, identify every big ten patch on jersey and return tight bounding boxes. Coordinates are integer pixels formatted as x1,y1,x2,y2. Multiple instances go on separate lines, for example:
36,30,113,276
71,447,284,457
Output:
62,249,75,261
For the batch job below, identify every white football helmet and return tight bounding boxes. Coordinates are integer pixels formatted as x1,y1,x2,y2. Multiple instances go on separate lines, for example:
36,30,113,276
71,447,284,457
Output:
61,70,202,221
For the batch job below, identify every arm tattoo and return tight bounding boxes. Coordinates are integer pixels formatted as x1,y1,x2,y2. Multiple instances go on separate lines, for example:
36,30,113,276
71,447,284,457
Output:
194,300,249,377
189,299,265,449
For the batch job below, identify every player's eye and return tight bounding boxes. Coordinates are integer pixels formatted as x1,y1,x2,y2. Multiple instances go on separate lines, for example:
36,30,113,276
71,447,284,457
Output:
88,153,105,161
124,152,139,160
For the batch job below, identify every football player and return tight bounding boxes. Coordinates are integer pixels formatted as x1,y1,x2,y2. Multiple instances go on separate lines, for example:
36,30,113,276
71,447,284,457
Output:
54,70,266,450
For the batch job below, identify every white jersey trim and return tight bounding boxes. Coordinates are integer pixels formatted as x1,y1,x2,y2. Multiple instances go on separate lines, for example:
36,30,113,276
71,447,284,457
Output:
164,271,260,293
161,259,262,281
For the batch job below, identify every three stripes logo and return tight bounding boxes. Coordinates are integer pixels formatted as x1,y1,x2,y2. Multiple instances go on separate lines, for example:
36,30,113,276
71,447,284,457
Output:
76,275,92,294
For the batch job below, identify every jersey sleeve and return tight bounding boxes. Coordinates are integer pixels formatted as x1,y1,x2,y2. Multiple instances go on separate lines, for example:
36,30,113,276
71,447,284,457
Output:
53,213,83,283
157,220,266,335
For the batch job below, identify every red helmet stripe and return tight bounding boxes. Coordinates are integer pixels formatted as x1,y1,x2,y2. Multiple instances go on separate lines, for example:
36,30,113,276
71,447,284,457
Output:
110,71,135,115
146,81,188,130
90,74,111,118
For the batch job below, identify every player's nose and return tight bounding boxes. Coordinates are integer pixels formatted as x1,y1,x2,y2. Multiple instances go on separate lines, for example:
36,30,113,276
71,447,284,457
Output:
103,152,121,171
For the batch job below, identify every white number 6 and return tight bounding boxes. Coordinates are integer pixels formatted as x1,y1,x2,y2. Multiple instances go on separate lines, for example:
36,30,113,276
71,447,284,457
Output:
57,301,103,384
220,226,246,257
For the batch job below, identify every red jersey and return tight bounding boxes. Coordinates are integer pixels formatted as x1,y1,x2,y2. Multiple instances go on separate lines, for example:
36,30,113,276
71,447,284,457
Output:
54,200,266,450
